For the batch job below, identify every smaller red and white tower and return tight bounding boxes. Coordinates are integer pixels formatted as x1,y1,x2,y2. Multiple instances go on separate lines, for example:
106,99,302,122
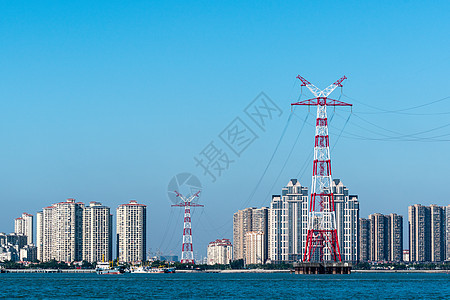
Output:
172,190,203,264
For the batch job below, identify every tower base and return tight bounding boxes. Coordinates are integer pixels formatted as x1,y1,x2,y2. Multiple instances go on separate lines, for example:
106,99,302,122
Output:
293,262,351,274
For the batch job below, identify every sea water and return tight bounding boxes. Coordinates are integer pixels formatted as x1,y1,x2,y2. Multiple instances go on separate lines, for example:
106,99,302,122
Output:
0,272,449,299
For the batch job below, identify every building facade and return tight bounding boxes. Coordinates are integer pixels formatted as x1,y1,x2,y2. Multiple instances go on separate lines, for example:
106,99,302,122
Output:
14,213,34,245
0,232,28,262
403,249,410,262
251,207,268,263
369,213,403,262
116,200,147,263
207,238,233,265
268,195,282,263
268,179,308,263
446,205,450,261
41,206,54,262
19,245,37,262
332,179,359,262
233,206,268,263
267,178,359,263
83,202,112,263
52,199,84,262
369,213,388,261
37,199,84,262
430,205,445,262
233,207,252,261
388,213,403,262
409,204,430,262
409,204,446,262
36,212,43,261
245,231,265,265
359,218,371,261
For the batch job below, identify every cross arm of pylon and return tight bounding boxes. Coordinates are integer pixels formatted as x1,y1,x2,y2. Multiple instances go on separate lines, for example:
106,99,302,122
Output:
186,190,201,203
296,75,322,97
296,75,347,98
291,97,352,106
173,190,187,203
321,75,347,97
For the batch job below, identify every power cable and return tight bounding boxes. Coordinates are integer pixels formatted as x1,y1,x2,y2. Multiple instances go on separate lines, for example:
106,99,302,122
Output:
157,207,175,251
331,112,352,152
259,111,310,207
331,111,450,142
195,112,297,240
162,207,183,254
342,93,450,115
240,111,294,209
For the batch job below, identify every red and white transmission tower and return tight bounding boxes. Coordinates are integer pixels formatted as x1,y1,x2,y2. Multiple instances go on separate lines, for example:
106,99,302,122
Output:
291,75,352,262
171,190,203,264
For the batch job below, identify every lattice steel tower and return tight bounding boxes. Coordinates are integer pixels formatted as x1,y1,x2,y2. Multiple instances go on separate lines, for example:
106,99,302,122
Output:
291,75,352,262
172,190,203,264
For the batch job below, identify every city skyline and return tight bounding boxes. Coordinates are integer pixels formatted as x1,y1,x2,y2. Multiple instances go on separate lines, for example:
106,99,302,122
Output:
1,179,447,258
1,1,450,259
1,186,448,263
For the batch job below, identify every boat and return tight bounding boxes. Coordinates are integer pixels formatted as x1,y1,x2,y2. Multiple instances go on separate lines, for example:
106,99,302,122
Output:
131,266,175,274
96,262,124,275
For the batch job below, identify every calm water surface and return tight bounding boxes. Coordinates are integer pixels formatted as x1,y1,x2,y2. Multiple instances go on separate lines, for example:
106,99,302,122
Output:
1,272,449,299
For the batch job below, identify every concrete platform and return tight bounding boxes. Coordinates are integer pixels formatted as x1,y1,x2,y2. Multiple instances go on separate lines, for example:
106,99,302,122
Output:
293,262,352,274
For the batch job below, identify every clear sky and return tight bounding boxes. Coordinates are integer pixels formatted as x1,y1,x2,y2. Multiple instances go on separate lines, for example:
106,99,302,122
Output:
1,1,449,258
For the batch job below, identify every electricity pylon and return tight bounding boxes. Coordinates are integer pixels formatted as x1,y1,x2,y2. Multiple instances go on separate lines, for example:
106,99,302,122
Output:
291,75,352,262
171,190,203,264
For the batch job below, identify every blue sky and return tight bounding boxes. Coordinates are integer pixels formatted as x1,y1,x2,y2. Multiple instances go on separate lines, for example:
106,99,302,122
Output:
1,1,449,257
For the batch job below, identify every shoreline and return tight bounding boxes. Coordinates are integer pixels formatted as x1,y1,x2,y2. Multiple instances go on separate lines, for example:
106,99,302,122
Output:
2,268,449,274
352,269,450,274
176,269,292,273
2,269,95,273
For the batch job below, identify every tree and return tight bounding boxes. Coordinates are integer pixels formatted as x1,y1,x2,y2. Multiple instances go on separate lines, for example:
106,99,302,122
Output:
230,259,244,269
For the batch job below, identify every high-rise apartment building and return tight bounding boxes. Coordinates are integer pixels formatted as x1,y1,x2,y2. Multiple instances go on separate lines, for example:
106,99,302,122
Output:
233,206,268,262
116,200,147,263
267,178,359,263
409,204,429,262
83,202,112,263
245,231,265,265
268,179,308,263
207,239,233,265
409,204,446,262
369,213,388,261
52,198,84,262
251,207,268,262
233,207,252,261
268,195,282,263
36,211,43,261
388,213,403,262
369,213,403,262
14,213,34,245
41,206,53,262
446,205,450,261
332,179,359,262
359,218,371,261
430,205,445,262
38,199,113,263
37,199,84,262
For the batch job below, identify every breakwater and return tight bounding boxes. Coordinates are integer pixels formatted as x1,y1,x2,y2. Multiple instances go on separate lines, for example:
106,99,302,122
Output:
4,269,95,273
